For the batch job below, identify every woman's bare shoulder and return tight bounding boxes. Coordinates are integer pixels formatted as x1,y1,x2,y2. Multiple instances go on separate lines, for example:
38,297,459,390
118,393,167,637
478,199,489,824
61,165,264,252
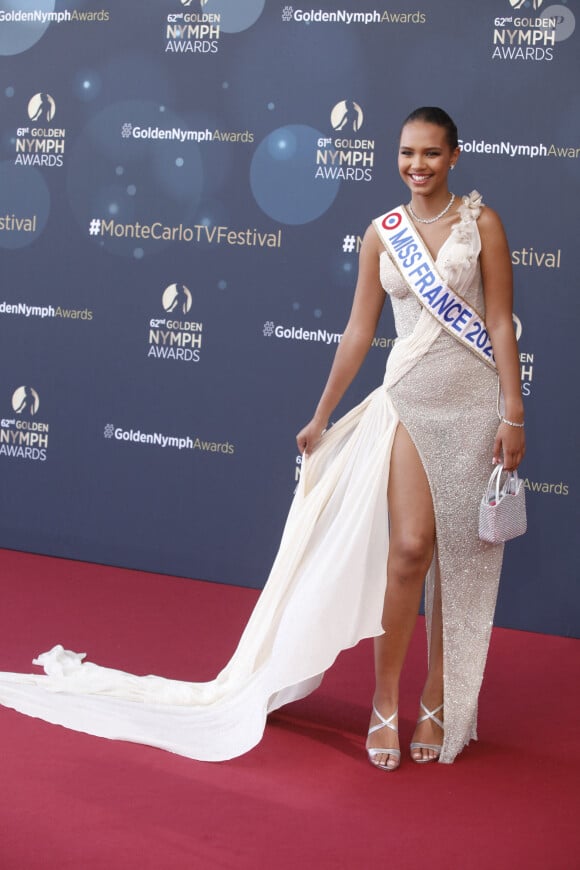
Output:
361,222,384,257
477,204,505,234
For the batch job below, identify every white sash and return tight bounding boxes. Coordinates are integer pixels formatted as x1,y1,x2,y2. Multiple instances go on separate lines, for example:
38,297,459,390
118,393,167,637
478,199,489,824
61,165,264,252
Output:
373,206,496,371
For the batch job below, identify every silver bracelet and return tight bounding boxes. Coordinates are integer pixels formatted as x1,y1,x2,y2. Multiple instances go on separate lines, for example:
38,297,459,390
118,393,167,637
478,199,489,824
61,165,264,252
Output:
499,416,525,428
496,381,524,428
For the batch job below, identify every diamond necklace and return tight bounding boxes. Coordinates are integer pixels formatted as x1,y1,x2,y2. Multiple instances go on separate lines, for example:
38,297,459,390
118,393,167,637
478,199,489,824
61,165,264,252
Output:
408,192,455,224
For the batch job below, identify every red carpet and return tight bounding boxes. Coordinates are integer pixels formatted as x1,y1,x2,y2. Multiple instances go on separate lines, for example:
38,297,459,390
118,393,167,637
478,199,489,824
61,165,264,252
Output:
0,549,578,869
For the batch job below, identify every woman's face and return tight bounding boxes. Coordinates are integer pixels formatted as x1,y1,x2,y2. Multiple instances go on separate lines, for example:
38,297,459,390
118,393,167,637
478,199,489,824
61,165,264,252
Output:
398,121,459,196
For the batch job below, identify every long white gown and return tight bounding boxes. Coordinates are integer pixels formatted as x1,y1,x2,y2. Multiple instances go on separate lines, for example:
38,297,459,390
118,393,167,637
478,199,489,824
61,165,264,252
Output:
0,192,503,763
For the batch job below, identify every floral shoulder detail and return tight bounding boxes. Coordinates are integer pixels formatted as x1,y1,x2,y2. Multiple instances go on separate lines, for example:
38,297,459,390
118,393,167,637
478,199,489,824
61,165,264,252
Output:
459,190,483,222
438,191,483,282
445,190,483,249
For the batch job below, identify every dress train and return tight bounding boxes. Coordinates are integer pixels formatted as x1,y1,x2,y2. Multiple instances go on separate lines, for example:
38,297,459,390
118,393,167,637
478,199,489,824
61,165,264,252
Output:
0,384,403,761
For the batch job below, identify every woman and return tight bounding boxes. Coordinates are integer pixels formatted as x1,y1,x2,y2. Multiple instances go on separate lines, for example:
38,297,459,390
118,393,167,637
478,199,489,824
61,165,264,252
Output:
0,108,524,767
297,106,525,768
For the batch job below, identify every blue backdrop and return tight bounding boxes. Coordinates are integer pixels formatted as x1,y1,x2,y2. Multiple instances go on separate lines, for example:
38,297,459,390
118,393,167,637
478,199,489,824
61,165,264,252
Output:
0,0,578,637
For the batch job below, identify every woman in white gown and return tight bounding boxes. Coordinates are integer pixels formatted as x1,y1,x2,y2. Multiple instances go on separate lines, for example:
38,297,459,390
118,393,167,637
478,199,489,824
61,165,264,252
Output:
0,108,525,768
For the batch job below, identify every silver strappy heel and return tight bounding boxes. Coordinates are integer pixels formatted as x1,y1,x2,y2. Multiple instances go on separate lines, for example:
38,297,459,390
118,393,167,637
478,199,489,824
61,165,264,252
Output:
366,705,401,771
410,700,444,763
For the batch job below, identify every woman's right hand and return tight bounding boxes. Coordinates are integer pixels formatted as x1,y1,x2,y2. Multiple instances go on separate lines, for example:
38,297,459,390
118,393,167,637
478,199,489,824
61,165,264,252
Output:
296,414,328,456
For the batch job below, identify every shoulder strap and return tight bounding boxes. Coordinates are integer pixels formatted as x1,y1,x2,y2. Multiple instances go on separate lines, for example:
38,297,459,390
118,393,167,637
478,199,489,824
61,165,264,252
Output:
373,206,496,371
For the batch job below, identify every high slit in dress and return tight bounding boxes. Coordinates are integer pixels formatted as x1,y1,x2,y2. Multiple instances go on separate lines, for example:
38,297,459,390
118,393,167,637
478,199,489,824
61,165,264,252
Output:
0,192,504,764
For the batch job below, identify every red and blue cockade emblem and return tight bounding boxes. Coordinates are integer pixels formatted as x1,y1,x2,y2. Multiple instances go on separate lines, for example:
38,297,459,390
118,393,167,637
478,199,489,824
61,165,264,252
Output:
381,211,402,231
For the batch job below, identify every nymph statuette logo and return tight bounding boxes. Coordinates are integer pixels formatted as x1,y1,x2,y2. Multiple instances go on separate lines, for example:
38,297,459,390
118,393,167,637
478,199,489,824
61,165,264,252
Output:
12,386,40,416
27,93,56,123
330,101,363,133
509,0,543,9
162,284,192,315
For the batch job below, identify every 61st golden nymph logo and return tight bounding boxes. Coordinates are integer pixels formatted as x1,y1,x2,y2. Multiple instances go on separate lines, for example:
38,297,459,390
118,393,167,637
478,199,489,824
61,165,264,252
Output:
0,387,49,462
15,94,66,168
148,284,203,363
315,101,375,182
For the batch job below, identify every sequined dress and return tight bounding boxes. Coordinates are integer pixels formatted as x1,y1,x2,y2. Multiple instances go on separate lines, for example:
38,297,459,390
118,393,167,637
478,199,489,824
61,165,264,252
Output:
0,192,503,764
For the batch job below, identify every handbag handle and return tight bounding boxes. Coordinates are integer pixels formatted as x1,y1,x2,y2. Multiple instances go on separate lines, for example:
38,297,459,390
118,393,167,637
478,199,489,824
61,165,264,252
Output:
486,463,520,504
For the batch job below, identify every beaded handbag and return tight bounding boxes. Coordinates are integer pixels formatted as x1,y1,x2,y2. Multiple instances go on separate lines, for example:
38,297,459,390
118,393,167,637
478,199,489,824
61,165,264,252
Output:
479,464,527,544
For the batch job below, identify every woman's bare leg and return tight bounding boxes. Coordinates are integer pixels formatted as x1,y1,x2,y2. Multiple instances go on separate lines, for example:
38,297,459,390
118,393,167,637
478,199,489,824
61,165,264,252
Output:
410,566,444,761
366,424,436,768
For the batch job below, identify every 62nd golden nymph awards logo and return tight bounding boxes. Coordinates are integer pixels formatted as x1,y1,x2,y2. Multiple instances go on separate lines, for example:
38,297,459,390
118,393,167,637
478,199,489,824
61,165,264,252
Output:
148,284,204,362
166,0,221,54
0,387,49,461
15,93,66,167
492,1,576,62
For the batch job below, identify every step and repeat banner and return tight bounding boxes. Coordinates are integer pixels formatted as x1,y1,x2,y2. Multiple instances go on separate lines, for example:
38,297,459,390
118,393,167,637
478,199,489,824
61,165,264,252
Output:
0,0,578,637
